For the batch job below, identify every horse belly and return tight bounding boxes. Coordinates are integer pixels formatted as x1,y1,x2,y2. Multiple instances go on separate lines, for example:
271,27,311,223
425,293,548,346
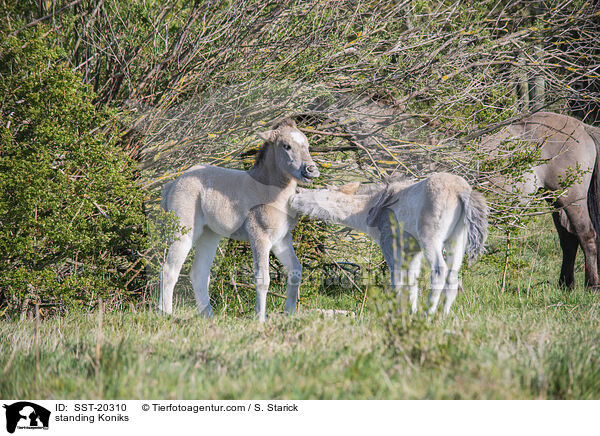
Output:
200,190,248,236
392,210,419,240
229,224,250,241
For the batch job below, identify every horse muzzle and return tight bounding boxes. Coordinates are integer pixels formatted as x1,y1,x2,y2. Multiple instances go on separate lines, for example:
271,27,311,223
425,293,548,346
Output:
301,165,320,182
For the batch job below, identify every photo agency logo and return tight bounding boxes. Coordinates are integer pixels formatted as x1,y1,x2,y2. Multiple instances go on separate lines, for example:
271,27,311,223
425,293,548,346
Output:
2,402,50,434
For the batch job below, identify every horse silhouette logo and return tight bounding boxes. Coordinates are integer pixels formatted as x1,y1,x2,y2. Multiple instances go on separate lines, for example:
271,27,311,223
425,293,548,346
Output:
2,402,50,433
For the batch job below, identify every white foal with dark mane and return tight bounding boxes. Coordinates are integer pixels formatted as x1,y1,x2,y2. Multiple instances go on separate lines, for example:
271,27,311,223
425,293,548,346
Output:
159,119,319,322
290,173,489,315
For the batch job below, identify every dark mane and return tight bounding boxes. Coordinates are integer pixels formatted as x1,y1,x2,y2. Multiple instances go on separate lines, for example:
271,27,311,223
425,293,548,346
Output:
253,142,270,168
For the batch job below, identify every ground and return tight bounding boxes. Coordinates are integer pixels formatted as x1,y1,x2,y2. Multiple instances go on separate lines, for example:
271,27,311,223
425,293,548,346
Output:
1,215,599,399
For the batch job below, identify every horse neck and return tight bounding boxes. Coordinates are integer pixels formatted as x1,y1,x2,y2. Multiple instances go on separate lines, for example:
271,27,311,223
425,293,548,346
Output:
291,189,374,233
248,145,296,191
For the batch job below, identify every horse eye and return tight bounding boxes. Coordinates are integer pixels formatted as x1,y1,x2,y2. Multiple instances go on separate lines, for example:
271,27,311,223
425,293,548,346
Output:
283,143,291,151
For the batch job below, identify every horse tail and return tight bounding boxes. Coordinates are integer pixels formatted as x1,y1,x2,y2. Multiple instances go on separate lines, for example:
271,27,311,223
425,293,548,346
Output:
585,125,600,245
459,190,489,262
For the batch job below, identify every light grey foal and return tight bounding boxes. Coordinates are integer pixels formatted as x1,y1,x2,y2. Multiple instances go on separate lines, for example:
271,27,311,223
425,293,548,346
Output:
290,173,488,315
160,119,320,322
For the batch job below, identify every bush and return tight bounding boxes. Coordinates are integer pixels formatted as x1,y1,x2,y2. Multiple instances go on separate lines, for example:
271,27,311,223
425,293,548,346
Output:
0,28,147,315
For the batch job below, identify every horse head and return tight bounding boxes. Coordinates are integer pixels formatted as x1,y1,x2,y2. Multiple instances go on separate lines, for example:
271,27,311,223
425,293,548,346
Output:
257,118,320,185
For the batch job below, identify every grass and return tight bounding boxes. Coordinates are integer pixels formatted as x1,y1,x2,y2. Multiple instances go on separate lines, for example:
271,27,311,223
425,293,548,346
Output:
1,215,599,399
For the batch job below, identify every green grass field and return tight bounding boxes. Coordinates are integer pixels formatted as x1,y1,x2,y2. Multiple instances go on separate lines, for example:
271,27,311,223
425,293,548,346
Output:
1,215,599,399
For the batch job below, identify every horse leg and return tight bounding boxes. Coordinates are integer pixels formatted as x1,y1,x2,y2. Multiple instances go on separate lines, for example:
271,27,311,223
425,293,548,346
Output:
390,250,422,313
384,245,406,306
379,223,400,291
190,230,221,317
551,211,579,288
377,215,400,289
381,226,421,312
393,233,423,313
159,231,193,314
559,205,599,288
250,237,272,322
271,233,302,315
422,241,448,316
443,224,468,315
406,250,424,314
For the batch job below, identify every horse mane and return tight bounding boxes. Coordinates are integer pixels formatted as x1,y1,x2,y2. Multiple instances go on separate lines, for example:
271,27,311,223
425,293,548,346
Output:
253,143,270,168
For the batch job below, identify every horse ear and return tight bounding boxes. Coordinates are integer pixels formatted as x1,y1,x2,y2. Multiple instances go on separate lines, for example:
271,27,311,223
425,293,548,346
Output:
257,130,277,143
276,118,296,129
284,118,297,128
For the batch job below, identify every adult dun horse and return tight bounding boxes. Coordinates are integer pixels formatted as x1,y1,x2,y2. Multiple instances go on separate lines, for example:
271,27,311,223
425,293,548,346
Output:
290,173,489,315
159,119,320,322
482,112,600,289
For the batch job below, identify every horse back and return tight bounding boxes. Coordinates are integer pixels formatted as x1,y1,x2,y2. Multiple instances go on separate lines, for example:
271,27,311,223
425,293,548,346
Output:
374,173,470,239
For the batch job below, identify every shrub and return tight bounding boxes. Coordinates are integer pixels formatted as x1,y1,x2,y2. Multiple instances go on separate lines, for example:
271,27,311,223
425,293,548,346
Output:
0,28,147,315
